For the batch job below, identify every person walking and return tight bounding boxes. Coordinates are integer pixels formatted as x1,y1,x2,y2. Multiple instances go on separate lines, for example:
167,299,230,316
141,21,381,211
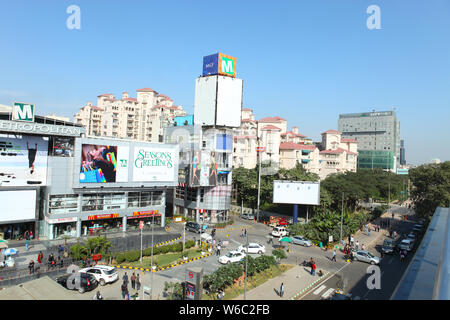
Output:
25,238,30,252
355,241,359,251
350,236,354,246
93,290,103,300
361,244,366,251
216,244,221,256
122,272,129,286
28,260,35,274
136,274,141,291
311,262,316,276
37,251,43,264
131,272,136,290
121,282,128,300
331,249,337,262
279,283,285,297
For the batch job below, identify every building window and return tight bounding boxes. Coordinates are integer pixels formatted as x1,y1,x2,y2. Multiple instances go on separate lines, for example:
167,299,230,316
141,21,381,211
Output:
49,194,79,214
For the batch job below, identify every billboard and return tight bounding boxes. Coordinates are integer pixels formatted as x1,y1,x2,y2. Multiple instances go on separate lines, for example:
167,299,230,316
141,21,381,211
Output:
0,190,36,222
0,134,48,186
51,137,74,157
216,76,242,127
80,144,128,183
190,150,219,186
273,181,320,205
132,147,176,182
202,53,237,77
194,75,242,127
12,102,35,122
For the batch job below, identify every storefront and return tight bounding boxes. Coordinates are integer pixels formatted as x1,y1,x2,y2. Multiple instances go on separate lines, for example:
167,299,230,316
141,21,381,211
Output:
46,217,77,239
0,221,35,240
126,210,162,231
81,214,122,236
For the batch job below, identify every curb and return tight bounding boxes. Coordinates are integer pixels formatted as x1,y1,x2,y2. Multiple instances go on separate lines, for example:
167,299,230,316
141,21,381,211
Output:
289,271,330,300
115,252,212,273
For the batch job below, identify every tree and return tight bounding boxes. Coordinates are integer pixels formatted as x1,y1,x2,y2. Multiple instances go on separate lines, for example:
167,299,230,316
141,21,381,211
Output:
409,162,450,217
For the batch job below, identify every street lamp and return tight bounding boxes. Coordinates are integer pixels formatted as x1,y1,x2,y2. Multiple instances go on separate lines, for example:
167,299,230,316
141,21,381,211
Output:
256,137,262,222
243,231,249,300
340,192,344,243
150,212,155,300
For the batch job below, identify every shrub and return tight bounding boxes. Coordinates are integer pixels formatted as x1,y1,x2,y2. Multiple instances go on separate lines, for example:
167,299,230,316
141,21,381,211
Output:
272,249,287,260
125,250,140,262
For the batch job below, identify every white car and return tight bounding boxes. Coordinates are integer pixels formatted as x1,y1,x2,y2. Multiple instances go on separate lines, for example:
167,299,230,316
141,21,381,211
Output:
218,250,246,265
398,239,413,252
238,243,266,254
78,265,118,286
271,227,288,237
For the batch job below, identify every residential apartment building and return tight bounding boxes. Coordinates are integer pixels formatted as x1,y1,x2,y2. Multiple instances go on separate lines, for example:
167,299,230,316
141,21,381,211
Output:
233,107,359,179
74,88,186,143
338,110,401,171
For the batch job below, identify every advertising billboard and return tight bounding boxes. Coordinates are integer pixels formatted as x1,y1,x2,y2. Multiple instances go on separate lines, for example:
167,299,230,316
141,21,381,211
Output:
0,190,36,222
0,134,48,186
202,53,236,77
132,147,176,182
80,144,128,183
194,76,217,126
216,76,242,127
190,150,219,186
273,181,320,205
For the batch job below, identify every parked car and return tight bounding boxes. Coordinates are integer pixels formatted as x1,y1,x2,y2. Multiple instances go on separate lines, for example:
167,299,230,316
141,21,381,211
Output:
78,265,118,286
185,221,203,234
240,213,255,220
412,225,423,233
353,250,381,265
397,239,413,252
218,250,246,265
291,236,312,247
238,243,266,254
56,273,98,293
381,239,395,254
271,226,288,237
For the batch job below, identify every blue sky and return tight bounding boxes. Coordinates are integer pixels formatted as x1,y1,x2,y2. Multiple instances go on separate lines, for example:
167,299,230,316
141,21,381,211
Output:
0,0,449,165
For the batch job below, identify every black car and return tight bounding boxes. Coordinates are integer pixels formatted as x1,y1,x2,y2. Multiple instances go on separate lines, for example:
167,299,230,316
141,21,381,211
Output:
185,221,202,233
381,239,395,254
56,273,98,294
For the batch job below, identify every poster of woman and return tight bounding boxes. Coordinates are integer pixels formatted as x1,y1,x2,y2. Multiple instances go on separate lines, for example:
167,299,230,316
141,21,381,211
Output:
80,144,117,183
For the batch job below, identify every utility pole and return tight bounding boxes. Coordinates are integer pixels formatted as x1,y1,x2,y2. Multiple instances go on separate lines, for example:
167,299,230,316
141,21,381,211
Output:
340,193,344,243
243,231,249,300
256,137,262,222
150,212,155,300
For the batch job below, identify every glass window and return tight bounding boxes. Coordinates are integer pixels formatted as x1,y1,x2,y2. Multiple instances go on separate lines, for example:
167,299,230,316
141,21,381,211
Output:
128,192,140,208
152,191,163,206
140,192,152,207
49,194,79,214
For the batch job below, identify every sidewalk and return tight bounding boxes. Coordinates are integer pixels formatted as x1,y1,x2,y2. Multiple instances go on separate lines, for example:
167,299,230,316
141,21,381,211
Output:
233,265,329,300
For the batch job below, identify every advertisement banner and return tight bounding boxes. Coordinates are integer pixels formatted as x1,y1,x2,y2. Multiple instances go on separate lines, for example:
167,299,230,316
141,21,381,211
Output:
80,144,121,183
190,150,218,187
0,134,48,186
132,147,175,182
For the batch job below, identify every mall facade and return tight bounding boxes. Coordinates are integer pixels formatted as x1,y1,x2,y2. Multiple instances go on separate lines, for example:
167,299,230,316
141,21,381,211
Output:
0,108,178,240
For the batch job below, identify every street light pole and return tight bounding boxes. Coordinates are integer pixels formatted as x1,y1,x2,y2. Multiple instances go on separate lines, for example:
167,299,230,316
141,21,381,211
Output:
256,139,262,222
150,212,155,300
243,231,249,300
340,192,344,243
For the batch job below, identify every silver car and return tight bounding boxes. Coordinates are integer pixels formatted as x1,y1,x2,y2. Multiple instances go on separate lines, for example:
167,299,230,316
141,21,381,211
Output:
353,250,380,265
291,236,312,247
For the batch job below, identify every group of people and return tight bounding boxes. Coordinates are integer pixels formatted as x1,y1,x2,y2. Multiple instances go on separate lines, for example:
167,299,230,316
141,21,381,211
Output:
120,272,141,300
28,251,64,274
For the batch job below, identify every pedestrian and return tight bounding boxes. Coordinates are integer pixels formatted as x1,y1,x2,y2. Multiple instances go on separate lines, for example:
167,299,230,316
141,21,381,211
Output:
244,228,247,238
362,244,366,251
123,272,129,285
280,283,285,297
331,249,337,262
58,244,64,256
216,244,221,256
217,288,224,300
311,262,316,276
355,241,359,250
93,290,103,300
350,236,354,246
136,274,141,291
25,238,30,252
131,272,136,290
121,282,128,300
28,260,35,274
240,228,244,238
29,230,33,240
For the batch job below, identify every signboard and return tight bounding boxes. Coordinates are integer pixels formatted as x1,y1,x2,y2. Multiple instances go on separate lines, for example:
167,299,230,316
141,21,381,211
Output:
0,119,84,137
88,213,119,220
0,134,49,186
202,53,237,77
45,216,78,224
129,210,161,219
273,180,321,205
132,147,175,182
12,102,35,122
190,150,219,186
397,169,409,175
139,220,144,230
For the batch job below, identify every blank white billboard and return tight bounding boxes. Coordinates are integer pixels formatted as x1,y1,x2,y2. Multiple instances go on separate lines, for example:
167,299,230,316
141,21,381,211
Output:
216,76,242,127
194,76,217,126
0,190,36,222
273,180,320,205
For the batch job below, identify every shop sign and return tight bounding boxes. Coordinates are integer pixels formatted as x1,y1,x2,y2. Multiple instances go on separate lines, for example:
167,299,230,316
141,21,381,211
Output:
88,213,119,220
132,210,160,217
45,216,78,224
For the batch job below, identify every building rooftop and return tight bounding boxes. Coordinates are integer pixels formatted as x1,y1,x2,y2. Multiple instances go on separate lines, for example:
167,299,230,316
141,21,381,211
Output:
321,129,341,135
261,125,282,131
279,142,316,150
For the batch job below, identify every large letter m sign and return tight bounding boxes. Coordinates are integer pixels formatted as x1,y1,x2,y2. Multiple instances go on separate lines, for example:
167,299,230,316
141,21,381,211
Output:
12,103,35,122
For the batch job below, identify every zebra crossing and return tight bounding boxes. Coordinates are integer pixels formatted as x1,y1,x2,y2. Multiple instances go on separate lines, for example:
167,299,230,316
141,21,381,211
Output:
311,284,361,300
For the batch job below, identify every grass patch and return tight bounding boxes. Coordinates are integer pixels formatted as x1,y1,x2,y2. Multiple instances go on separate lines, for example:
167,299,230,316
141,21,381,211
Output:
203,264,293,300
118,248,205,269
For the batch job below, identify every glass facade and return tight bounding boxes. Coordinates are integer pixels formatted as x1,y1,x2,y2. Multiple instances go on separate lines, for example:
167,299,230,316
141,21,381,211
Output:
357,150,395,170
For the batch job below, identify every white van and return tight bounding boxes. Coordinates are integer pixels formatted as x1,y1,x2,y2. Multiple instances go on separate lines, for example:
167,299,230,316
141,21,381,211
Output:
271,227,288,237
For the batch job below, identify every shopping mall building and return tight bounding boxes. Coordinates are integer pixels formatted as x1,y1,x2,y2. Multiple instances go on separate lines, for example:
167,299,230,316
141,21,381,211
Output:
0,106,178,240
